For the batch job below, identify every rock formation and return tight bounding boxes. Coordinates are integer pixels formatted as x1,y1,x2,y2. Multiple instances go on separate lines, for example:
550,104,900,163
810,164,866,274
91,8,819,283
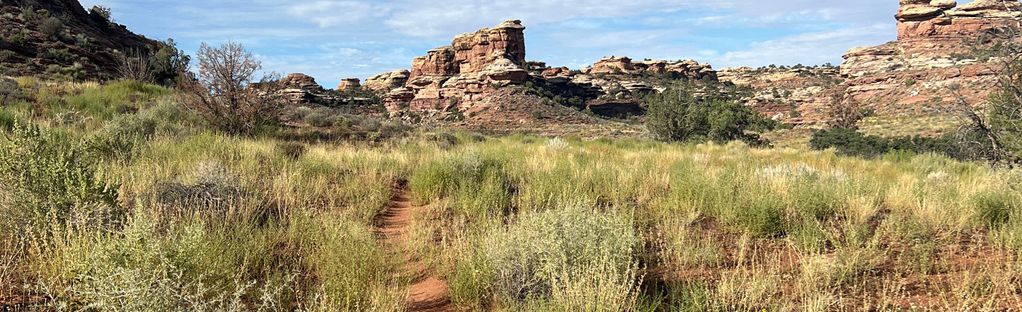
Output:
279,73,326,103
374,19,718,122
719,66,842,125
382,20,531,115
841,0,1021,116
896,0,1021,39
364,70,409,92
337,78,361,90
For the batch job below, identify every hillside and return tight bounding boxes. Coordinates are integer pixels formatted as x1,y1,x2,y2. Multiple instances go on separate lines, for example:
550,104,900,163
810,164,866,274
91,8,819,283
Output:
0,0,159,80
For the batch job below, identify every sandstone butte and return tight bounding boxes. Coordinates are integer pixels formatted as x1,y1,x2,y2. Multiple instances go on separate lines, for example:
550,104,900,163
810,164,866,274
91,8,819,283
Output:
279,1,1021,126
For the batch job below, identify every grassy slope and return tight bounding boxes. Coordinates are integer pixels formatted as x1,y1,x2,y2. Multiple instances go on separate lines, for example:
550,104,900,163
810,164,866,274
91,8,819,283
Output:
2,79,1021,311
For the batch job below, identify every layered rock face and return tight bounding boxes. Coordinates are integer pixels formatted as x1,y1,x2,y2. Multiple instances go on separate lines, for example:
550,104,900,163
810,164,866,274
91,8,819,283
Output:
376,19,718,121
279,73,327,103
896,0,1021,39
841,0,1021,116
276,73,375,107
585,56,716,80
719,66,842,125
390,20,530,114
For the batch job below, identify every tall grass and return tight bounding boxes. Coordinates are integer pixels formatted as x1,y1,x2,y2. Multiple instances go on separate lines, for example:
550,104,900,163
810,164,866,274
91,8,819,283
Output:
5,79,1022,310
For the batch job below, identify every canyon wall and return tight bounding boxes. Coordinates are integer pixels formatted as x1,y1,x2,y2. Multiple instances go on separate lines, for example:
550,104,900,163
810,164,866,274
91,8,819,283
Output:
841,0,1021,116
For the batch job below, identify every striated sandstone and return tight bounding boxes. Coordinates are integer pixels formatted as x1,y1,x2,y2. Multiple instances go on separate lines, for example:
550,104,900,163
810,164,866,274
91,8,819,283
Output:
841,0,1020,117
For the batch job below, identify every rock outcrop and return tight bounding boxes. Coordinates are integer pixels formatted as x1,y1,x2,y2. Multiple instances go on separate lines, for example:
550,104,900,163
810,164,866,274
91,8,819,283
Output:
585,56,716,80
374,19,718,123
0,0,160,80
841,0,1021,116
337,78,361,90
719,66,843,125
390,20,530,115
896,0,1021,40
279,73,326,103
364,70,409,92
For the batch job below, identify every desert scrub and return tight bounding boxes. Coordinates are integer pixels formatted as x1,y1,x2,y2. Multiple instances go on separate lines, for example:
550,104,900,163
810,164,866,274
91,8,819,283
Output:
457,204,641,310
0,124,120,232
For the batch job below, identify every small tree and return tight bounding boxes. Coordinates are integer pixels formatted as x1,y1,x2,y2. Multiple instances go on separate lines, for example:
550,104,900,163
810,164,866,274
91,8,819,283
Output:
151,39,190,86
646,84,766,145
825,90,870,130
180,42,281,134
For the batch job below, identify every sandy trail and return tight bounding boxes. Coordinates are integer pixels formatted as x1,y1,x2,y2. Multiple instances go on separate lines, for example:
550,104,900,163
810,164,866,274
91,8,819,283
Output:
377,183,452,312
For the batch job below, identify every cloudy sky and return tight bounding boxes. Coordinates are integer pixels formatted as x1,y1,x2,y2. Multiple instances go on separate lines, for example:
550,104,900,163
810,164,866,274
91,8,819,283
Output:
78,0,917,88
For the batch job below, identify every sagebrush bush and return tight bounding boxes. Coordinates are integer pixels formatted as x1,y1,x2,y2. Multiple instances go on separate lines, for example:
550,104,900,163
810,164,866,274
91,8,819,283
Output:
0,124,120,232
88,99,195,160
0,77,25,105
478,204,640,310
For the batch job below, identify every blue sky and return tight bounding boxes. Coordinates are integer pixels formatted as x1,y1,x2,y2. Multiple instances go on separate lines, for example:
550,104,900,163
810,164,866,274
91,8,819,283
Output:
79,0,917,88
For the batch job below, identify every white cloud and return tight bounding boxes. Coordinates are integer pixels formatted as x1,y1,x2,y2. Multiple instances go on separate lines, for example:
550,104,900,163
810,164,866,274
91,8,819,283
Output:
713,22,894,67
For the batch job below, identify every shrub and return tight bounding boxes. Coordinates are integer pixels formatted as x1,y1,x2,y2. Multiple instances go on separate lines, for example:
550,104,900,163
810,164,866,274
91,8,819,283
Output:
974,192,1016,228
180,42,282,134
410,150,516,218
479,205,641,309
0,77,25,105
39,17,63,38
645,85,767,145
0,124,120,232
809,128,994,161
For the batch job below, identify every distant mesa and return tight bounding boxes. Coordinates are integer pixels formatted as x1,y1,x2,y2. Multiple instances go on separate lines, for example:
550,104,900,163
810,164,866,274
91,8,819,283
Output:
370,19,719,120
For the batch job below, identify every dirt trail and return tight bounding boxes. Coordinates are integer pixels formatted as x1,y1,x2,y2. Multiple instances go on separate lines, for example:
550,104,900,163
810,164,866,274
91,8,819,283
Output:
377,182,452,312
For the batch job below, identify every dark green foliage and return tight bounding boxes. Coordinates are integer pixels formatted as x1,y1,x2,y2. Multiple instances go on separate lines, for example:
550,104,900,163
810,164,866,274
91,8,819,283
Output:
150,39,190,86
645,85,769,145
809,128,996,161
0,124,121,230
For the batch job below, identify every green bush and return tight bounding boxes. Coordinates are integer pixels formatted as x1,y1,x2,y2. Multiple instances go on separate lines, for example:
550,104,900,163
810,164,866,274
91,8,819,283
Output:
39,17,63,38
809,128,995,161
410,150,516,218
0,124,120,232
88,99,194,160
646,85,768,145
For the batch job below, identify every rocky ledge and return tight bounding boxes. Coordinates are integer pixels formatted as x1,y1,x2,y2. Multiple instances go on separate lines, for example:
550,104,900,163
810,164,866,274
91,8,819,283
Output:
841,0,1021,116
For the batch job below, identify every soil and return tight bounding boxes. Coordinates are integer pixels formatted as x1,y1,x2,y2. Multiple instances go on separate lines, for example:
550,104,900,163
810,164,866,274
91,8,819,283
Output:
377,181,453,312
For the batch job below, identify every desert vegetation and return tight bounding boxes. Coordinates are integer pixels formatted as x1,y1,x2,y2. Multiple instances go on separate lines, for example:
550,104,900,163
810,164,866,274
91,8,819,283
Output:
2,67,1022,311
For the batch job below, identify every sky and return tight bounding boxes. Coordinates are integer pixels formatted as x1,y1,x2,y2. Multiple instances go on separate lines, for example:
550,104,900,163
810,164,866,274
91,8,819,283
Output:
77,0,919,88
